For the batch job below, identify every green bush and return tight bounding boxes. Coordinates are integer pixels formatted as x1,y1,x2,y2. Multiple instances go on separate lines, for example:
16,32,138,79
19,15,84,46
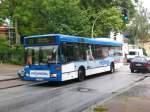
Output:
10,45,24,65
0,38,24,65
0,38,9,63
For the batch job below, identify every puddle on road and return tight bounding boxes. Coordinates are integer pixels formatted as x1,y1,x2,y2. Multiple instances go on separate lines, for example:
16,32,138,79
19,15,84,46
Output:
77,87,90,92
72,87,96,93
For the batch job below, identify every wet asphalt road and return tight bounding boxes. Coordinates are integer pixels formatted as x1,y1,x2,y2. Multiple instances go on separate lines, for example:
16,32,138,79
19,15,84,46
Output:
0,65,147,112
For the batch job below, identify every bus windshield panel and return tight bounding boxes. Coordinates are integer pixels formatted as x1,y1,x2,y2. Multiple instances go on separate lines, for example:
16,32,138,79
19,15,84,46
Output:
25,45,59,65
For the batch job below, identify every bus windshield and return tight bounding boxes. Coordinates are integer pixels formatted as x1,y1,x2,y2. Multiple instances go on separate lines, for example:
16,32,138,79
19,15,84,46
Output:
25,45,59,65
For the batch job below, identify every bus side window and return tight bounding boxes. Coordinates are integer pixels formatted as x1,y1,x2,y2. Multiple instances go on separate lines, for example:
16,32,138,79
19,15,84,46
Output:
61,44,67,63
61,43,76,63
99,48,108,59
86,50,94,61
99,49,105,59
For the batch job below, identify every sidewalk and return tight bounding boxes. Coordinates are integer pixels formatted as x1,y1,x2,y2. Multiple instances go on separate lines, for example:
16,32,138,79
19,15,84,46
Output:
92,77,150,112
0,64,23,81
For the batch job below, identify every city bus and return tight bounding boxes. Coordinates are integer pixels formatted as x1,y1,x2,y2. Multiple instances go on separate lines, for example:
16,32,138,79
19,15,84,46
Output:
20,34,123,82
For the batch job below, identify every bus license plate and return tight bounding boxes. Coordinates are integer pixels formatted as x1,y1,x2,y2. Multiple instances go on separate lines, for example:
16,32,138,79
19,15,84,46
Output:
36,78,44,81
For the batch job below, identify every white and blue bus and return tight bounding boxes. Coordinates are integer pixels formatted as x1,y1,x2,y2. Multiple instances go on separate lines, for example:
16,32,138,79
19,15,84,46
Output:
21,34,123,82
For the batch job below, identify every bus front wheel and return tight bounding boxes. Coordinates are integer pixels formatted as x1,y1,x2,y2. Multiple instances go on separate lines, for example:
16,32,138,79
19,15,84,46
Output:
78,68,85,82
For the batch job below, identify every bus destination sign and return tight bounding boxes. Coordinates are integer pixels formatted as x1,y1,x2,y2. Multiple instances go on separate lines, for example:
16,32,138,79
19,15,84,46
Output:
27,37,56,45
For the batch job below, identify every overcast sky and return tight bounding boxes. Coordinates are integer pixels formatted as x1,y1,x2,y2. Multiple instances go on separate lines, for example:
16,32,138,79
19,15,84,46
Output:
142,0,150,11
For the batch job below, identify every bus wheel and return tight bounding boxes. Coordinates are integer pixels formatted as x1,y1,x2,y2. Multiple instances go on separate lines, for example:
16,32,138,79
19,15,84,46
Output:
78,68,85,82
131,69,134,73
109,63,115,73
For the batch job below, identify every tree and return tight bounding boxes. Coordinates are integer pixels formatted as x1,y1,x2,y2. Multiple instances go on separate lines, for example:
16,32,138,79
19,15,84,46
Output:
0,0,91,37
0,0,136,38
79,0,114,10
127,1,150,44
0,38,9,63
79,0,136,37
113,0,136,19
91,7,124,37
0,18,4,25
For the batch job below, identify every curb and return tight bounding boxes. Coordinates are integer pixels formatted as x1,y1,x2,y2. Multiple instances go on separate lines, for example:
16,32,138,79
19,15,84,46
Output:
134,75,148,82
0,77,19,82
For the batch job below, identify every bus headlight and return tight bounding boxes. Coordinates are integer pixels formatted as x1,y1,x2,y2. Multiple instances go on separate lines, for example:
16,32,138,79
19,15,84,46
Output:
17,70,25,77
50,74,57,78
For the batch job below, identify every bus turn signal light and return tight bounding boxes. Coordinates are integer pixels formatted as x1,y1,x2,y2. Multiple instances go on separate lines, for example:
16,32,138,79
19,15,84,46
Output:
50,74,57,78
55,66,61,71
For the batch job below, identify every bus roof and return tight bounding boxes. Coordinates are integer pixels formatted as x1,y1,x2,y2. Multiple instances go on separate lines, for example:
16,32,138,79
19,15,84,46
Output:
24,34,122,46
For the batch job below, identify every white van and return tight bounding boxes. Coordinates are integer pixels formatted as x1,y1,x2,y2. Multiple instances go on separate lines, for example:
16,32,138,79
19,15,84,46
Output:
126,49,143,62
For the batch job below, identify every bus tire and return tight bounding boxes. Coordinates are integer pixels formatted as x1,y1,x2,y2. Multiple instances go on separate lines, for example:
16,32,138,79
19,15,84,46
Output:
109,63,115,73
131,69,134,73
78,67,85,82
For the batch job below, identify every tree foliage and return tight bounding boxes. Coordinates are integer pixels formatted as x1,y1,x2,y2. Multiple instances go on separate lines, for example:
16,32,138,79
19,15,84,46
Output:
113,0,136,19
127,2,150,44
79,0,135,36
0,38,9,63
0,38,24,64
0,0,135,38
79,0,114,10
93,7,123,36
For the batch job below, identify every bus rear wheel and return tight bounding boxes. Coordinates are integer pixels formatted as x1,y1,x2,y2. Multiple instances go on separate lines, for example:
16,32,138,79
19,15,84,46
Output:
131,69,134,73
109,63,115,73
78,68,85,82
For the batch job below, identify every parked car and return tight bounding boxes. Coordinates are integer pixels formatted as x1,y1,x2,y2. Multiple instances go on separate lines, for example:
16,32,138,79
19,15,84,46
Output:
130,56,150,73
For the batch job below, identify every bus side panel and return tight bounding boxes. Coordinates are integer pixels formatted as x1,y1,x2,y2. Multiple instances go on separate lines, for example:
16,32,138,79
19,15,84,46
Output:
86,66,110,76
86,59,110,76
61,63,78,81
61,61,89,81
114,56,124,70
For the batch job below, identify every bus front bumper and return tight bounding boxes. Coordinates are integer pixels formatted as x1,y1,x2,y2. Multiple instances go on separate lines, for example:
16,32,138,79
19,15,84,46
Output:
22,76,62,82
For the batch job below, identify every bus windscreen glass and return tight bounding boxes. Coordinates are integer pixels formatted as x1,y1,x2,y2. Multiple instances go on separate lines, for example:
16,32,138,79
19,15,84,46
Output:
26,37,56,46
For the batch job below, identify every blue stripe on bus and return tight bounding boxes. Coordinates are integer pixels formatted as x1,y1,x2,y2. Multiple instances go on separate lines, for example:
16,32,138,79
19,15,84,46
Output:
23,77,61,81
57,34,122,46
24,34,122,47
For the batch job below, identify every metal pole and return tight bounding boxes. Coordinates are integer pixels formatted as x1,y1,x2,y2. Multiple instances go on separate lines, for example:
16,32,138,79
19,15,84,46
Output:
91,13,101,38
91,17,98,38
15,19,20,45
8,18,11,46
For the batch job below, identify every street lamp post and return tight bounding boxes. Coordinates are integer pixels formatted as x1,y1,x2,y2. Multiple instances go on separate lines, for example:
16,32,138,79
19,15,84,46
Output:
91,12,103,38
91,17,99,38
